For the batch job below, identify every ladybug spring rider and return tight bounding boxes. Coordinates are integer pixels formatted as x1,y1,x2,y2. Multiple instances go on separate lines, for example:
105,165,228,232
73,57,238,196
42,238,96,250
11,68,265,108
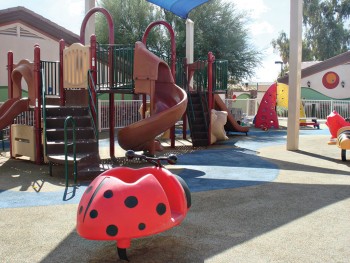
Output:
76,150,191,261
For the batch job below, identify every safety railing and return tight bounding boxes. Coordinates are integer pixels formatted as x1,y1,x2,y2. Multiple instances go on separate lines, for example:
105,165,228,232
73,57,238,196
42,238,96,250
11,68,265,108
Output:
227,98,350,120
64,116,77,187
95,43,134,91
95,98,350,130
225,99,259,121
190,59,228,92
41,61,60,96
41,65,48,156
87,70,99,141
98,100,143,130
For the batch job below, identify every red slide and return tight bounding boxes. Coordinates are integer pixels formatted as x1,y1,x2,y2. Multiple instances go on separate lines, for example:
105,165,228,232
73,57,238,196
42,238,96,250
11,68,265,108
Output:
0,98,30,130
214,94,249,134
117,42,187,155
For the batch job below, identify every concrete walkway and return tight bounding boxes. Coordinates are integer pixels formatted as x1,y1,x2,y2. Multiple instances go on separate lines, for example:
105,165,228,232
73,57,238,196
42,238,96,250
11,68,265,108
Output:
1,125,349,262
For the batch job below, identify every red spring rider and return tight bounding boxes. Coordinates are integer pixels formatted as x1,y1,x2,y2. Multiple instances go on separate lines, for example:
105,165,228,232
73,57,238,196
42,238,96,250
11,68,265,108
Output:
76,150,191,261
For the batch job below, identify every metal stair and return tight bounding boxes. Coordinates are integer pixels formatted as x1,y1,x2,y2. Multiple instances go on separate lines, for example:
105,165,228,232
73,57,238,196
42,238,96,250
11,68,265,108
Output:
45,105,104,179
187,92,210,147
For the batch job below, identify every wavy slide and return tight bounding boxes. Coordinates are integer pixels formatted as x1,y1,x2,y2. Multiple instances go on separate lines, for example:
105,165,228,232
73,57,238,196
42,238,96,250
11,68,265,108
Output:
0,98,30,130
117,42,187,154
214,94,249,134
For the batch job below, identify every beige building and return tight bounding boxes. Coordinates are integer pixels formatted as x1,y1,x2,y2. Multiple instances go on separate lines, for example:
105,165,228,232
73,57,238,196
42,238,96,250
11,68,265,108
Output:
0,6,79,100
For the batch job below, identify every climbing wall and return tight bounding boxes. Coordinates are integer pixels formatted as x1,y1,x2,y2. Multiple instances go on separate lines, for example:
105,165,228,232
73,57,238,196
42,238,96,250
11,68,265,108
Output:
276,83,306,122
254,83,279,130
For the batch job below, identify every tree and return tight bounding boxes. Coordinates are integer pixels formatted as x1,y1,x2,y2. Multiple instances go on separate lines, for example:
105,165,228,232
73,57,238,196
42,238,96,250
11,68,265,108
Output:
96,0,262,82
271,31,290,64
303,0,350,60
95,0,163,47
272,0,350,65
162,0,262,82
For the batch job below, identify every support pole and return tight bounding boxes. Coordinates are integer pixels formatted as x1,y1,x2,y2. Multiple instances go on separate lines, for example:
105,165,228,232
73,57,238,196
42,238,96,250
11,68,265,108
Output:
7,51,13,158
207,52,215,145
34,45,43,164
7,52,13,99
85,0,96,44
59,40,65,106
184,19,194,140
186,19,194,72
287,0,303,151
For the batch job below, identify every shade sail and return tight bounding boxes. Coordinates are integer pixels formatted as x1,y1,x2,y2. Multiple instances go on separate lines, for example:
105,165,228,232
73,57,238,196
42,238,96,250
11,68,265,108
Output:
147,0,210,19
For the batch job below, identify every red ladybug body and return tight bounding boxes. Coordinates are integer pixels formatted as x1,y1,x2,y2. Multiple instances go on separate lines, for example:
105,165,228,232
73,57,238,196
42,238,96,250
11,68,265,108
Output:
77,166,189,252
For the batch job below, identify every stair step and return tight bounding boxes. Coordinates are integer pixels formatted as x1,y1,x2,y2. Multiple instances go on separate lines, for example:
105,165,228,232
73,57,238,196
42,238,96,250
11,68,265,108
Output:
46,128,95,141
45,106,89,117
47,153,96,163
46,139,98,154
44,104,101,180
192,139,209,147
46,116,91,128
191,131,208,140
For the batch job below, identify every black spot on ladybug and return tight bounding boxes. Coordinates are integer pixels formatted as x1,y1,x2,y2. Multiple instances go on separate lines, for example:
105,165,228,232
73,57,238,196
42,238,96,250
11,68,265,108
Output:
156,203,166,215
90,209,98,218
104,190,113,198
125,196,138,208
85,186,93,194
106,225,118,236
79,206,83,214
138,223,146,231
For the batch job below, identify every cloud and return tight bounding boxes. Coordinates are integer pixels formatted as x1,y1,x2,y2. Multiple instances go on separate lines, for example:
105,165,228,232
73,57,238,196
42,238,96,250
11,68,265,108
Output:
228,0,269,19
67,0,85,16
250,21,274,36
40,0,85,34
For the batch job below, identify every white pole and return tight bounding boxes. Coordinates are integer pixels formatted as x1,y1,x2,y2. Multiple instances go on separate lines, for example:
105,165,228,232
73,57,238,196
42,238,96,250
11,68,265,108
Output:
287,0,303,150
85,0,96,44
186,19,194,64
186,19,194,88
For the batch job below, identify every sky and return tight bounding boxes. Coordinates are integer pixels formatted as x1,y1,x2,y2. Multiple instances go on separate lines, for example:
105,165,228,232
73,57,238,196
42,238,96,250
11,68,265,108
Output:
0,0,290,83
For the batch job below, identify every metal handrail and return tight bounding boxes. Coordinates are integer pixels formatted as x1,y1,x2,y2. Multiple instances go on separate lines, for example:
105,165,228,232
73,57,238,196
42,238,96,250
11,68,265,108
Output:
64,116,77,187
87,70,99,142
41,63,48,157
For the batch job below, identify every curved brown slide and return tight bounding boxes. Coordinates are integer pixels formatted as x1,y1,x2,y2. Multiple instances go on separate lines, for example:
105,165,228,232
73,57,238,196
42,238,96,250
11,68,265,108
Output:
214,94,249,134
0,98,30,130
117,42,187,155
1,59,33,131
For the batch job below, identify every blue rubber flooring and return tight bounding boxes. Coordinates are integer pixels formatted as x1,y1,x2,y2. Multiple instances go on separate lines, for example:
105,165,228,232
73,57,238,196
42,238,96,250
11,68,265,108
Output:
0,127,329,208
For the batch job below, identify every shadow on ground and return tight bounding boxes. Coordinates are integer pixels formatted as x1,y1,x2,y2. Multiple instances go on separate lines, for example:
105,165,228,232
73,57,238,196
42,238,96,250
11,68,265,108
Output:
37,181,350,262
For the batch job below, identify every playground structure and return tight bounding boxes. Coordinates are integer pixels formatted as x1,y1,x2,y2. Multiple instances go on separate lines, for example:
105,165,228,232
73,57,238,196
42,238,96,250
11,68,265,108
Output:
0,7,247,177
254,82,319,130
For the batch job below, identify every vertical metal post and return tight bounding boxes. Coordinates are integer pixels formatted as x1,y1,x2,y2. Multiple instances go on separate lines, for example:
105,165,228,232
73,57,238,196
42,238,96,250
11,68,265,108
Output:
287,0,303,150
7,51,14,99
207,52,215,145
59,39,65,106
34,45,42,164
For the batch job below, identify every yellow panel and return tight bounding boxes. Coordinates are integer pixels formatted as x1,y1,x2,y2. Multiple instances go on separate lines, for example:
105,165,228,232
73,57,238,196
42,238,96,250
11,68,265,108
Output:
63,43,90,89
11,124,36,161
276,83,306,119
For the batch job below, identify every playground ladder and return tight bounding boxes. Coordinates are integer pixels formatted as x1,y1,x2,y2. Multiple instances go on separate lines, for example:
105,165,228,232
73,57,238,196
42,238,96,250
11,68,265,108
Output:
187,92,210,147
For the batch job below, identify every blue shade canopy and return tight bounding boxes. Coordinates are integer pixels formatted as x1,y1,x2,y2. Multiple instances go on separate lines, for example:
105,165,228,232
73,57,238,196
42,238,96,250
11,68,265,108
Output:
147,0,211,19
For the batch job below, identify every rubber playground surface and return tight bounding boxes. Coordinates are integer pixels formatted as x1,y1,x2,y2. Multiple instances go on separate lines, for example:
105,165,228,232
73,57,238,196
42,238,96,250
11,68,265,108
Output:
1,123,350,262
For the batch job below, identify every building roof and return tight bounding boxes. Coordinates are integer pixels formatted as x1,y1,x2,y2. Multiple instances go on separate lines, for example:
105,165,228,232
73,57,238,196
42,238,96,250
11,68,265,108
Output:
278,51,350,84
0,6,80,45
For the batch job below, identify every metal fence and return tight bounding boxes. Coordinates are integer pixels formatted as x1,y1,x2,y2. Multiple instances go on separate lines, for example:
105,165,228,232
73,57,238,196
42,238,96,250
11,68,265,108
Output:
225,99,350,121
2,99,350,135
98,100,143,130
